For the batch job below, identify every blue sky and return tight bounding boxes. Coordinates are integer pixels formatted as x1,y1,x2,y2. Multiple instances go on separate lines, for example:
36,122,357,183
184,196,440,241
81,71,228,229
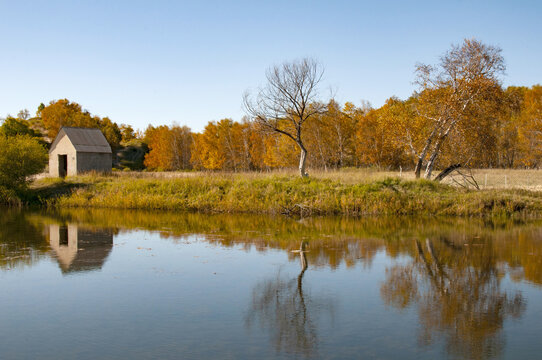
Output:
0,0,540,132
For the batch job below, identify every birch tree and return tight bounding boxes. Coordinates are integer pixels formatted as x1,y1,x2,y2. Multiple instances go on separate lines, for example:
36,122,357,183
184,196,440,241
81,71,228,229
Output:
412,39,505,179
244,58,325,177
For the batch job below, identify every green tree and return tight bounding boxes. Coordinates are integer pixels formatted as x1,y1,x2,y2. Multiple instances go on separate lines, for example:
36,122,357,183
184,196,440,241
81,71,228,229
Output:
0,135,48,192
0,116,42,138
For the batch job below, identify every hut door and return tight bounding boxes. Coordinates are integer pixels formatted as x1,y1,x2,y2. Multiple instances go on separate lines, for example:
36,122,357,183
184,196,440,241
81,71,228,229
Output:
59,226,69,246
59,155,67,177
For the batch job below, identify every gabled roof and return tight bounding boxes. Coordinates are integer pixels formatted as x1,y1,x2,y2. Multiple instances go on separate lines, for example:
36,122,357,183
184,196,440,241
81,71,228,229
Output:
50,127,112,154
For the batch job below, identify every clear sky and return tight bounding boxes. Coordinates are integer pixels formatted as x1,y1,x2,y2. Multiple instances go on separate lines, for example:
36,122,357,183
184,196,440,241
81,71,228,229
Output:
1,0,541,132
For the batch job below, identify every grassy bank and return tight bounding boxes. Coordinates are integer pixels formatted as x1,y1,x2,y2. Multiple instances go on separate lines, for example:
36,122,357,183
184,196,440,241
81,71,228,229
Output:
0,186,22,206
30,173,542,216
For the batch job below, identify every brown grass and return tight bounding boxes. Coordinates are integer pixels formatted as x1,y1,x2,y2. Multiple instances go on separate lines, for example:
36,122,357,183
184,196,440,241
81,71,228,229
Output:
102,168,542,190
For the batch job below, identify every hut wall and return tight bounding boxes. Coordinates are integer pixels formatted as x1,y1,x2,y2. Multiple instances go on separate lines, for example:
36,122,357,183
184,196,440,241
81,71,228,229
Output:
49,136,77,177
76,152,112,174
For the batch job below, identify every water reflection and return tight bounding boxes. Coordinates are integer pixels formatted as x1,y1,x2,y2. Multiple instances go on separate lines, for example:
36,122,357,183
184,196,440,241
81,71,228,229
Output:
48,224,113,274
0,210,114,274
246,240,334,357
381,237,526,359
44,209,542,286
0,209,49,270
2,208,542,358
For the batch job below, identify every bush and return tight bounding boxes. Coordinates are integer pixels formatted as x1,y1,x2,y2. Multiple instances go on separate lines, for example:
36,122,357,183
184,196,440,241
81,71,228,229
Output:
0,135,48,192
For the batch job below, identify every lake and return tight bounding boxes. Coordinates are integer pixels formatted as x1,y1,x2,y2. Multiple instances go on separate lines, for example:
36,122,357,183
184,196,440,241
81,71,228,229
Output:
1,208,542,359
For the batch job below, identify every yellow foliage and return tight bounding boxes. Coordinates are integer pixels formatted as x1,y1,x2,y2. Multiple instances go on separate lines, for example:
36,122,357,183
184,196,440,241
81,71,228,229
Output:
144,125,192,171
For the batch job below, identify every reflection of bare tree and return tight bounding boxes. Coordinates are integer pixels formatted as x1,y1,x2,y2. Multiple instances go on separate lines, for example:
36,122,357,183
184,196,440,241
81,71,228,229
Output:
245,241,334,357
381,237,525,359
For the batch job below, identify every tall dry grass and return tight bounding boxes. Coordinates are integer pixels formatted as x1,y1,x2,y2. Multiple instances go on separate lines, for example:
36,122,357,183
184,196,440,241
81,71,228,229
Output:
106,168,542,189
32,171,542,217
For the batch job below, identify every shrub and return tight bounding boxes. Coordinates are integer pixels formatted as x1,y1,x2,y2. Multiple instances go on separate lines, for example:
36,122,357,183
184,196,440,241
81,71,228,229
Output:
0,135,48,192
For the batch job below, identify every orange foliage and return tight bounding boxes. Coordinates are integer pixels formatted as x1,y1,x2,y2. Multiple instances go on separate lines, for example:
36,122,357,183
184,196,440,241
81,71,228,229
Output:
41,99,98,139
144,125,192,171
40,99,121,148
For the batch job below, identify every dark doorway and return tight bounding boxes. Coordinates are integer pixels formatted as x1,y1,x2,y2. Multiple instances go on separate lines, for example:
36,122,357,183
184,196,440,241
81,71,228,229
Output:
58,155,67,177
59,226,69,246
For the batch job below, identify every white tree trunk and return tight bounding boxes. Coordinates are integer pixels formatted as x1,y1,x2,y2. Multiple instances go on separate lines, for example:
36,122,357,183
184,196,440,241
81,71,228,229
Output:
299,144,308,177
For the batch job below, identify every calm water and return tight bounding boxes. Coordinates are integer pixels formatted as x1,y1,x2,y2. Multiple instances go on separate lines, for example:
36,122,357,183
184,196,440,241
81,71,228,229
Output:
1,209,542,359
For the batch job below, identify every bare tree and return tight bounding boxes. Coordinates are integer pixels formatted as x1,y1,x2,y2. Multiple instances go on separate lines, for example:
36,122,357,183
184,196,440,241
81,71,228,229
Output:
244,58,325,177
17,109,30,120
245,241,335,357
412,39,505,179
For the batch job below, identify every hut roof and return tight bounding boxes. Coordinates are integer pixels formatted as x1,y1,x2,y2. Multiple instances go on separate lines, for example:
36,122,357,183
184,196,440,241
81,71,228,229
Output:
50,127,112,154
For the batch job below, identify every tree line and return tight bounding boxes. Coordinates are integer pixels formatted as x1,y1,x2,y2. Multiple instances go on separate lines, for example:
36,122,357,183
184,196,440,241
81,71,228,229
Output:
2,39,542,178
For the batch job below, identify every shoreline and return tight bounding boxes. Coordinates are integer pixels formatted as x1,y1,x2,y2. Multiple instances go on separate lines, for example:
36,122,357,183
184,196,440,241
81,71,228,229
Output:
24,174,542,217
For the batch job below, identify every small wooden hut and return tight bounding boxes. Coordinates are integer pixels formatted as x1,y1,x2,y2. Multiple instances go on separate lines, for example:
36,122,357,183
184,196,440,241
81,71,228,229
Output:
49,127,112,177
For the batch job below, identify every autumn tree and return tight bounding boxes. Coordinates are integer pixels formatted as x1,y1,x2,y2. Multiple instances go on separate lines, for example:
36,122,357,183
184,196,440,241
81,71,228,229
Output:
40,99,121,149
170,125,193,169
496,86,525,168
190,119,255,171
305,100,359,169
144,124,192,171
120,124,137,143
331,101,362,167
244,58,325,177
438,85,506,169
144,126,172,170
355,97,416,169
261,129,299,169
516,85,542,167
40,99,97,139
191,121,227,170
488,85,542,168
98,117,122,150
246,124,268,170
412,39,505,179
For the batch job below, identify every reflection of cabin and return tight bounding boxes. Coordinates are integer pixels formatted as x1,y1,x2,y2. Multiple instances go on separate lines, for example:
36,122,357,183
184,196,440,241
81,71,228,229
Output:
49,127,112,177
49,224,113,274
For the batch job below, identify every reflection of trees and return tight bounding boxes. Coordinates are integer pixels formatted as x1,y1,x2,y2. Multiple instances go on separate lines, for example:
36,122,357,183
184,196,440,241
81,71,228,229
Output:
245,241,334,357
381,237,526,359
0,210,116,273
48,208,542,284
19,209,542,286
0,210,49,269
